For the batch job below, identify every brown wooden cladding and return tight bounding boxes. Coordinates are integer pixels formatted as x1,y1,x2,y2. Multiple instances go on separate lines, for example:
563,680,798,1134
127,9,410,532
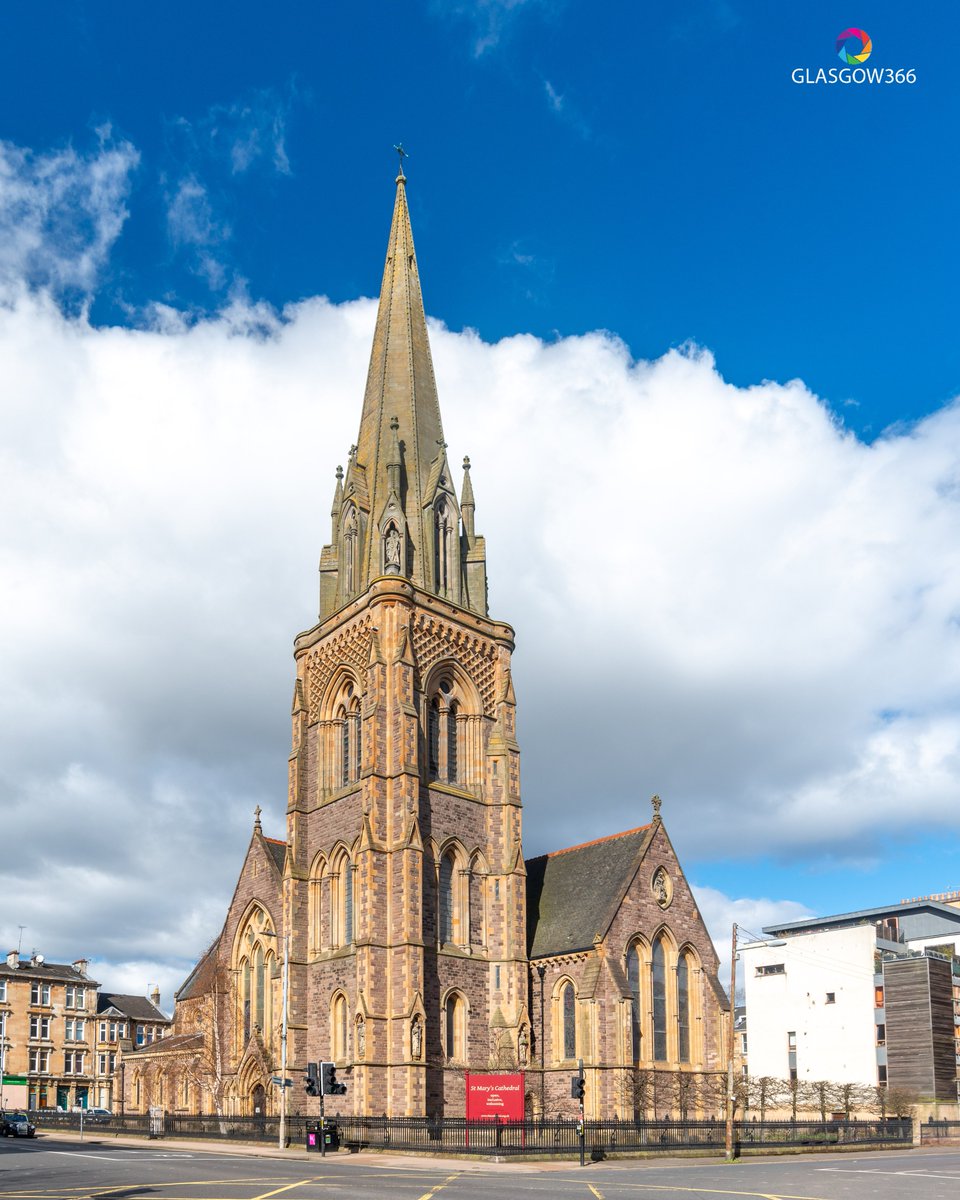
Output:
884,956,955,1101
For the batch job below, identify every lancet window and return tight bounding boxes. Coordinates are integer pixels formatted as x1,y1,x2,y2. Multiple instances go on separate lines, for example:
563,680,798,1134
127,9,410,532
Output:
434,497,455,596
331,851,356,947
442,991,466,1061
342,504,358,596
558,980,577,1061
336,682,361,788
652,935,668,1062
426,677,463,785
627,942,642,1062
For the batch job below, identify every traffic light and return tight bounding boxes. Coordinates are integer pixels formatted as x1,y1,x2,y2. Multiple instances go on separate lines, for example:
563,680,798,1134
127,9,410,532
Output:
305,1062,320,1097
570,1074,585,1101
320,1061,347,1096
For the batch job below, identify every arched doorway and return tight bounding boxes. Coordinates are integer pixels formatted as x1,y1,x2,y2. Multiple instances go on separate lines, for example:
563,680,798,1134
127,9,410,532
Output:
251,1083,266,1119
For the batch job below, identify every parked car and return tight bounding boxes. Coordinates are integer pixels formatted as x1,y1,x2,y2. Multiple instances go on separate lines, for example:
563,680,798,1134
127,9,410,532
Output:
84,1108,113,1123
0,1112,37,1138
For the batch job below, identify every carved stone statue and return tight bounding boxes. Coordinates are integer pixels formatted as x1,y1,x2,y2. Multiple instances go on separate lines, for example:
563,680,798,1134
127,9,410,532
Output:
652,866,671,908
517,1026,528,1065
385,526,401,571
357,1016,365,1059
411,1015,423,1060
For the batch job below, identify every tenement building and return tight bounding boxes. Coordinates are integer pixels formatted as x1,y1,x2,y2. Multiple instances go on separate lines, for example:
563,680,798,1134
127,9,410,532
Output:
123,170,726,1120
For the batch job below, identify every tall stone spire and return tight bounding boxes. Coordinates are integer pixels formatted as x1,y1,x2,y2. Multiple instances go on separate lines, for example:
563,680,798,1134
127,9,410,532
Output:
319,167,487,619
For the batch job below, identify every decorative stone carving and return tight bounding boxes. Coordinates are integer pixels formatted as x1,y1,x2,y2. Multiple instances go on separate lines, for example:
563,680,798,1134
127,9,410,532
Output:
652,866,673,909
411,1015,423,1061
384,526,401,573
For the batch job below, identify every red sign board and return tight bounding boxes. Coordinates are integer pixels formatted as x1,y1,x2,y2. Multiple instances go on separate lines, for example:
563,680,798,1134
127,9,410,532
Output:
464,1072,525,1122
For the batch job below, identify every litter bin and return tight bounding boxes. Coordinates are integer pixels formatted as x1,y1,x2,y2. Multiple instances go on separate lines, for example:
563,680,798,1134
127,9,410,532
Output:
322,1118,340,1151
306,1123,323,1151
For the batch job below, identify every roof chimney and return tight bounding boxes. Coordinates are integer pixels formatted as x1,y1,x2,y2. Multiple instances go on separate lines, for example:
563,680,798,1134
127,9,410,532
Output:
72,958,88,978
150,984,161,1010
6,950,18,969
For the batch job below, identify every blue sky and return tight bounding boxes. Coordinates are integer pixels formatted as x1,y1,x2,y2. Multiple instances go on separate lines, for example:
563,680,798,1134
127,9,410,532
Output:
1,1,958,997
0,1,951,431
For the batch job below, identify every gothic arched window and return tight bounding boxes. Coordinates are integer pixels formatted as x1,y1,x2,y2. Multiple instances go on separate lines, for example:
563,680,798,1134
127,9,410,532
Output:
331,853,355,947
308,857,325,957
435,497,455,595
443,991,466,1061
426,678,463,786
344,865,354,946
332,993,348,1060
447,701,459,783
652,935,668,1062
342,504,358,596
626,943,642,1062
677,952,691,1063
561,981,577,1060
428,698,441,779
338,685,361,788
439,853,454,944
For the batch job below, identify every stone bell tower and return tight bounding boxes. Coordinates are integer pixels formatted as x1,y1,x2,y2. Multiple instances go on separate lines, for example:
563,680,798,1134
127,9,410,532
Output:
285,164,528,1117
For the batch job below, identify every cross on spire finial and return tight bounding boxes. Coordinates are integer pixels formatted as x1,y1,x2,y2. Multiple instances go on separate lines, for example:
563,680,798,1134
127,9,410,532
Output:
393,143,408,179
651,794,662,818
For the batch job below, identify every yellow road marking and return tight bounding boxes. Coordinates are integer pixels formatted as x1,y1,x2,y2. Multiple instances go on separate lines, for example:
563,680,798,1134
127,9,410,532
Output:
612,1185,830,1200
415,1173,462,1200
252,1182,317,1200
588,1186,605,1199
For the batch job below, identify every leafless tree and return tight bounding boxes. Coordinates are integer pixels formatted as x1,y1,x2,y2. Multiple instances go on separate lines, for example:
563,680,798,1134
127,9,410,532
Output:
746,1075,779,1122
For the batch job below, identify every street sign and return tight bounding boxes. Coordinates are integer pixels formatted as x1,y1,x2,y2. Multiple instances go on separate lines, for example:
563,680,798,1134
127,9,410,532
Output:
270,1076,293,1087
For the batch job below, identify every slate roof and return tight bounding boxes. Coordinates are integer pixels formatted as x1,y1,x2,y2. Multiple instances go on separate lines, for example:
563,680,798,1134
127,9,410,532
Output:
526,825,654,959
0,959,98,985
97,992,169,1023
263,837,287,874
175,936,221,1002
123,1030,203,1058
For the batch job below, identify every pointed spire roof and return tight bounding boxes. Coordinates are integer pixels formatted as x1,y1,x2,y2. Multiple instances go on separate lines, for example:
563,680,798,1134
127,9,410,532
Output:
353,171,446,590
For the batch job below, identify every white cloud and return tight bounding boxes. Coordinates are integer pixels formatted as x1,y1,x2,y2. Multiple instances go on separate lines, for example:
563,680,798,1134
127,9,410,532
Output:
0,134,137,298
1,139,960,997
438,0,548,57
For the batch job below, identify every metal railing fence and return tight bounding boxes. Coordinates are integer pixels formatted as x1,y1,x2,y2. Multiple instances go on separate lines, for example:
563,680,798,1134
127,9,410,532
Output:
30,1110,913,1156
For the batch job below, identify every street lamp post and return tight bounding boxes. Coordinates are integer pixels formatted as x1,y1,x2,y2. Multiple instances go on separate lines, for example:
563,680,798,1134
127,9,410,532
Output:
264,930,290,1152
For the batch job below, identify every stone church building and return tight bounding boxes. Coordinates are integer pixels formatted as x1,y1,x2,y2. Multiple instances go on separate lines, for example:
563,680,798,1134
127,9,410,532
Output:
124,171,727,1120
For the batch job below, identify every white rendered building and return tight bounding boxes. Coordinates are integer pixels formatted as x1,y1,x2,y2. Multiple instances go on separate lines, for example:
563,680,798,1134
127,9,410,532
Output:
741,896,960,1102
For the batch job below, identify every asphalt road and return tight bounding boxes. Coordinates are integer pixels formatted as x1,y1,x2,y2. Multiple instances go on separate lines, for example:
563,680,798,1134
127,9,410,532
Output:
1,1137,959,1200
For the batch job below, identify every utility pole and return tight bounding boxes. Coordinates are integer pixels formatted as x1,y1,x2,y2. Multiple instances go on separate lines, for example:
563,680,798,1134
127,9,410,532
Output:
724,922,738,1161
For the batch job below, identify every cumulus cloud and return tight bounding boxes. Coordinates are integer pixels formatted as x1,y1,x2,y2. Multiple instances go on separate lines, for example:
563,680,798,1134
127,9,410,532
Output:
1,136,959,997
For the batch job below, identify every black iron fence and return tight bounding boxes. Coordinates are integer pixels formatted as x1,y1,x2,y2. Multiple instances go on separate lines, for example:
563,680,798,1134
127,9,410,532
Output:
32,1110,913,1156
920,1119,960,1145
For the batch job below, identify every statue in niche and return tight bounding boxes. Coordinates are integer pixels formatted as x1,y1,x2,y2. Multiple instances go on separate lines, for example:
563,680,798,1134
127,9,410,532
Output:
652,866,672,909
517,1026,528,1066
411,1015,423,1061
356,1016,365,1059
384,526,401,572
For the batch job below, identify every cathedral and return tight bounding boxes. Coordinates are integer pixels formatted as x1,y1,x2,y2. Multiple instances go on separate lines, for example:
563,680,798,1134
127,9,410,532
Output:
125,169,727,1120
